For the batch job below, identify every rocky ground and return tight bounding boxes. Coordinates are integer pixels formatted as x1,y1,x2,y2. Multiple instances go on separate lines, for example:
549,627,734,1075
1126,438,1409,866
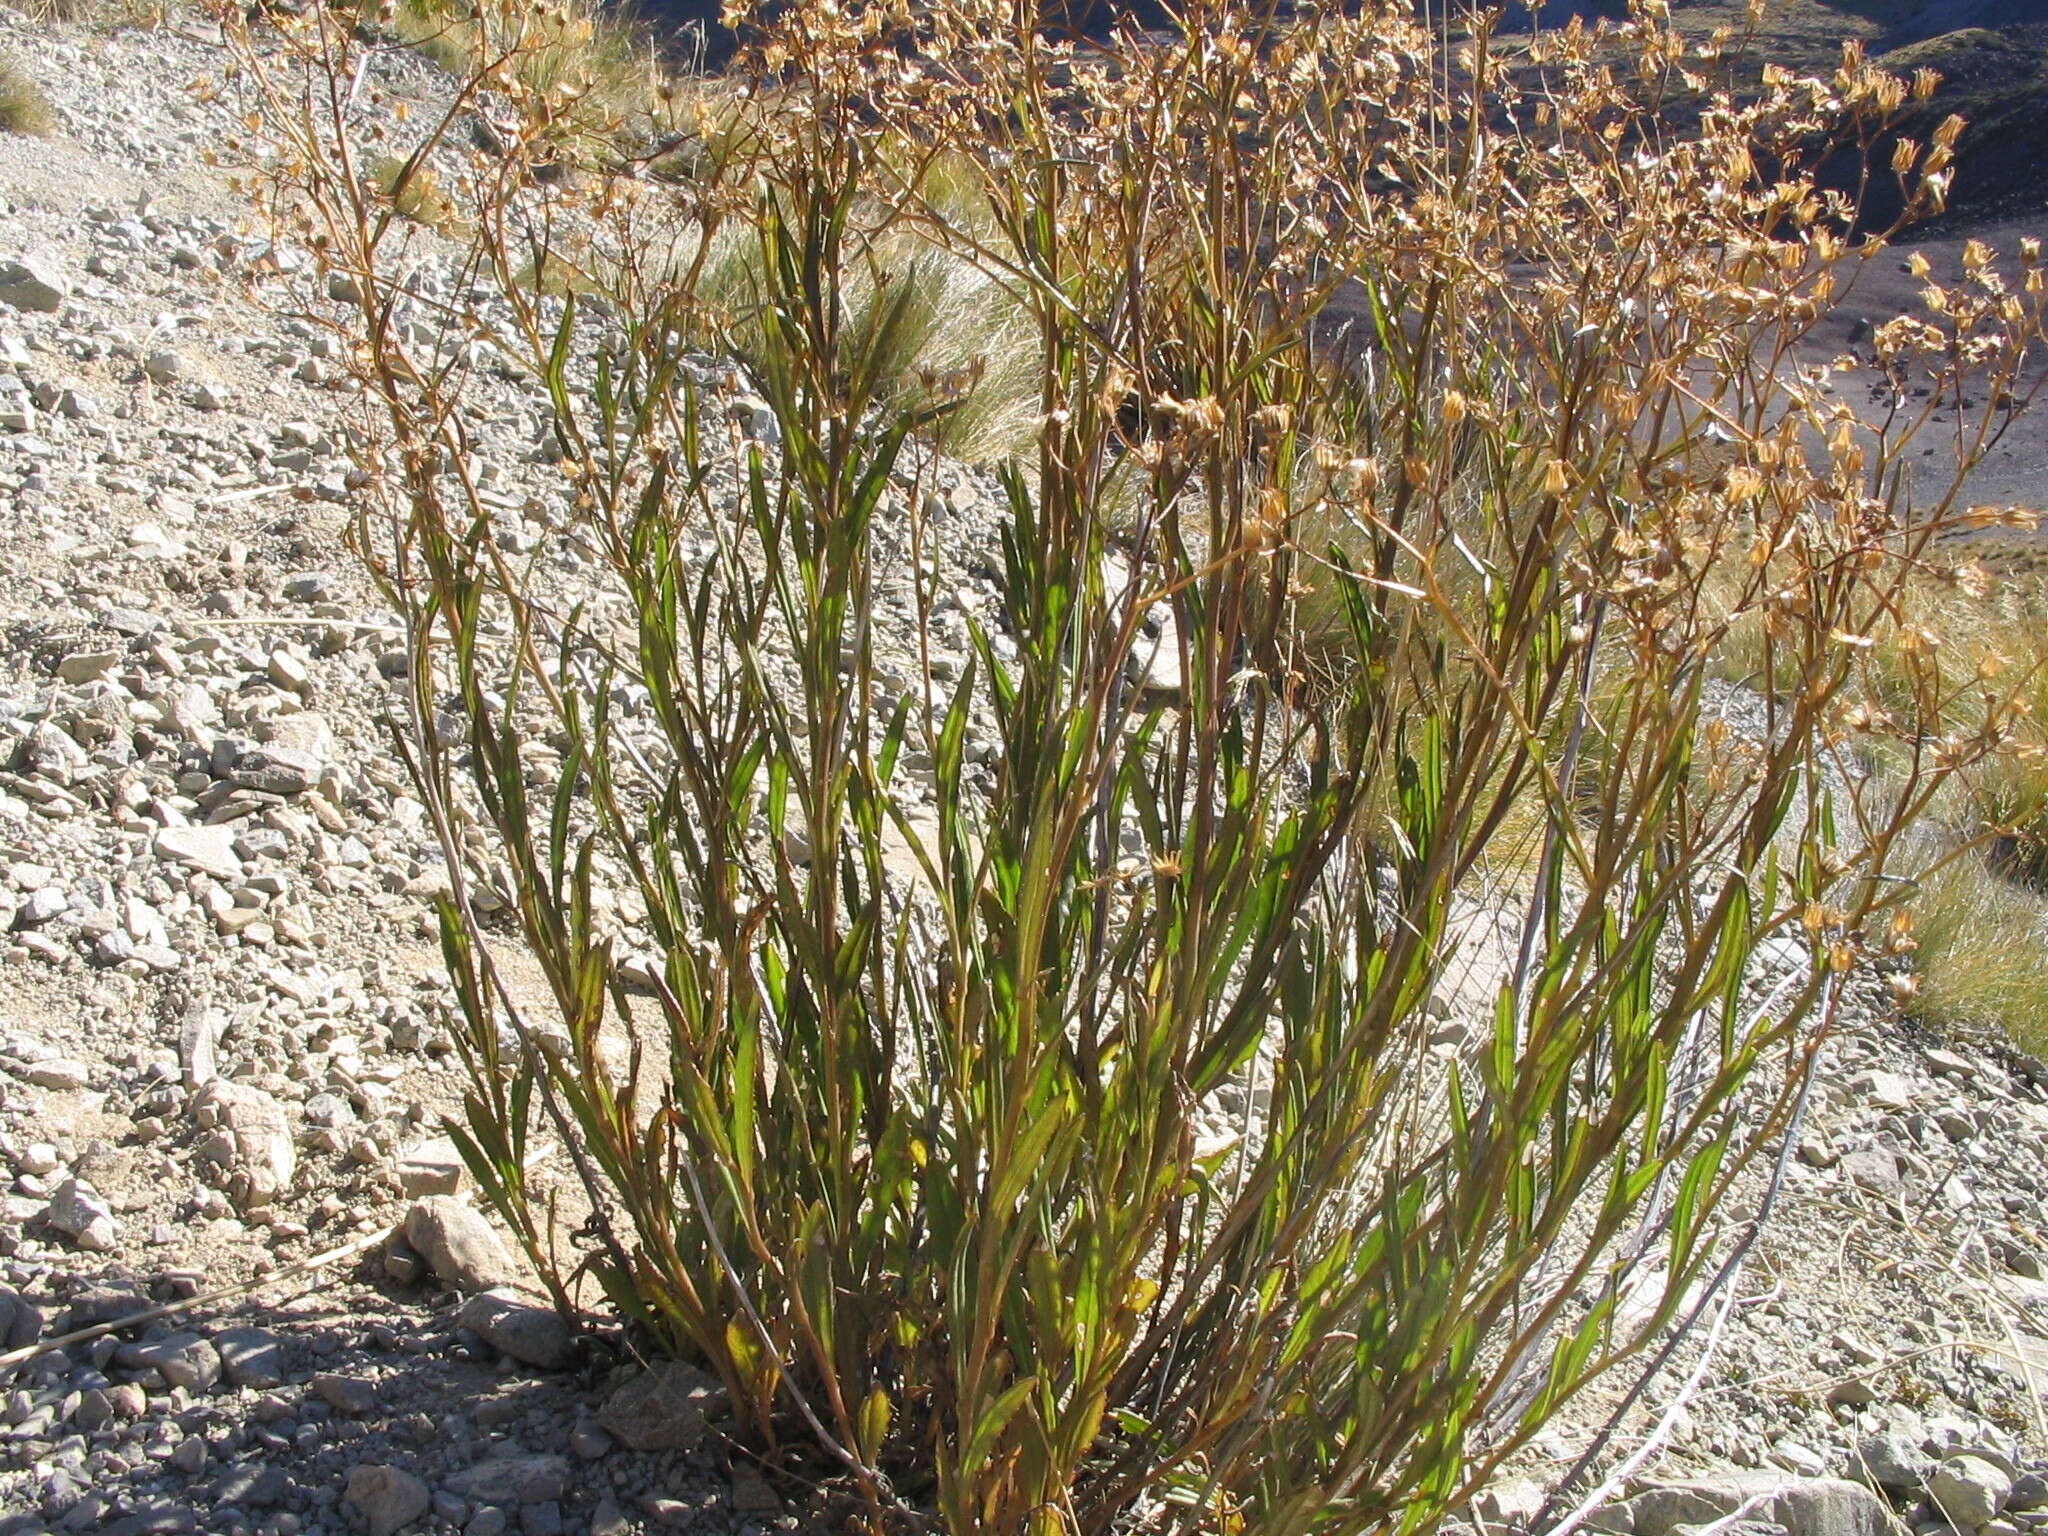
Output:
2,6,2048,1536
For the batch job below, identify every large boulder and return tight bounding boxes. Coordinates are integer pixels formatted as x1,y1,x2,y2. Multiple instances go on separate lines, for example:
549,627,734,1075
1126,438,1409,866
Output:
1929,1454,2013,1529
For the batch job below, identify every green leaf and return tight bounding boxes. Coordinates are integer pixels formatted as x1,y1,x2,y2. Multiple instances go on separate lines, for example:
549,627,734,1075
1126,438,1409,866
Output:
959,1376,1038,1483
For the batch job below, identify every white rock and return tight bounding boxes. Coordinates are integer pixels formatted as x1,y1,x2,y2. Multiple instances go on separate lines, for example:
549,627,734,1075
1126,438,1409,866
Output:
22,1057,90,1090
44,1176,119,1252
154,824,242,880
1848,1070,1915,1112
344,1464,430,1536
190,1079,296,1208
1930,1454,2013,1528
56,651,121,684
395,1137,466,1198
403,1196,520,1292
1926,1047,1977,1080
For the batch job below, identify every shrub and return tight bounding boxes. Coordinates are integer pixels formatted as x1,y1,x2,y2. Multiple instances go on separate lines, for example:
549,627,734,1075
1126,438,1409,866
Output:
225,0,2044,1530
0,55,54,136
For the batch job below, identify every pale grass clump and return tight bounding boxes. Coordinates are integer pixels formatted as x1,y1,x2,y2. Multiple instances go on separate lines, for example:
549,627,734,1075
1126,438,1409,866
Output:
223,1,2047,1532
368,0,696,164
0,53,54,136
17,0,164,24
1902,830,2048,1053
1820,566,2048,1048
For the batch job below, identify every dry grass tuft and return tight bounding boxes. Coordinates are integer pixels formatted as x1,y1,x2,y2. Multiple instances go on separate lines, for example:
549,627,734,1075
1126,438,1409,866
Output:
1899,828,2048,1056
377,0,685,161
1797,563,2048,1052
16,0,166,26
0,55,55,137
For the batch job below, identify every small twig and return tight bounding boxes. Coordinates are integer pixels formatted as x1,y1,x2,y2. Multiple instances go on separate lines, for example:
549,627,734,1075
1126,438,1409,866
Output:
204,484,296,507
181,616,404,635
0,1222,396,1375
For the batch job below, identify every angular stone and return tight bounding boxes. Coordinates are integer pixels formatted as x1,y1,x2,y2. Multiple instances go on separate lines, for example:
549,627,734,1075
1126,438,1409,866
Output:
1854,1430,1931,1491
395,1137,466,1198
64,1282,152,1330
207,1463,290,1509
456,1288,577,1371
382,1234,427,1286
345,1464,431,1536
23,1057,90,1090
729,1466,781,1514
158,682,221,745
403,1196,520,1292
267,648,311,695
44,1175,119,1251
117,1333,222,1392
1626,1474,1894,1536
1840,1148,1905,1206
1848,1070,1915,1112
283,572,337,602
2011,1472,2048,1512
265,709,335,761
190,1080,296,1208
1925,1047,1976,1079
229,744,320,795
144,348,186,383
312,1372,378,1415
0,254,67,313
0,1286,43,1351
57,650,121,684
75,1386,117,1431
154,824,243,881
1930,1455,2013,1529
597,1358,725,1452
100,1507,195,1536
99,606,164,637
215,1325,286,1389
179,1002,220,1089
445,1453,569,1505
